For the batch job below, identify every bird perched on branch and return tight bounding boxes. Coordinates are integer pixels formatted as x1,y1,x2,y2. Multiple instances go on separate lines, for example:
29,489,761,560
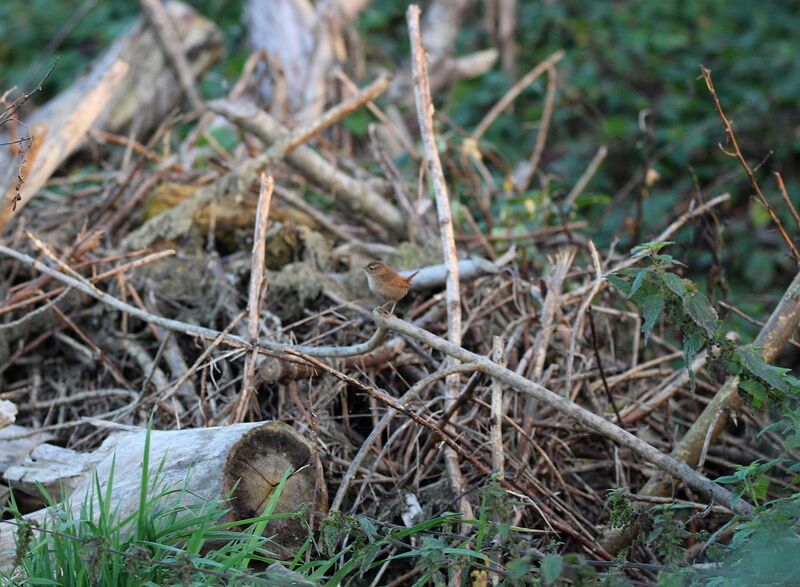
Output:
363,261,419,314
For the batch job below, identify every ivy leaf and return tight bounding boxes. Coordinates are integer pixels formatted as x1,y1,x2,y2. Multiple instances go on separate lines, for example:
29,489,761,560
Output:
540,554,564,585
735,346,791,394
740,379,768,408
660,271,687,299
683,330,705,391
628,268,649,298
640,294,664,344
683,291,719,337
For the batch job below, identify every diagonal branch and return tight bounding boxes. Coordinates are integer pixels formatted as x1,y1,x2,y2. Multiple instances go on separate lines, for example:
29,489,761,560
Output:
373,311,754,517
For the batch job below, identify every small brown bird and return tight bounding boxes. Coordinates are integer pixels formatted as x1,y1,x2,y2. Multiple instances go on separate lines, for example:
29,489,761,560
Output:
363,261,419,314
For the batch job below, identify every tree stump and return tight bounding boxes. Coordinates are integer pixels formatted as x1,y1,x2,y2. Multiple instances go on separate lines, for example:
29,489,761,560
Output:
0,421,327,565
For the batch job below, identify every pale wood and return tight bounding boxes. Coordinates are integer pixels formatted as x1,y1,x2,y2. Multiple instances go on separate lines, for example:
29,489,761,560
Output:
0,421,325,564
0,425,54,474
0,400,17,429
0,1,222,232
139,0,204,111
245,0,315,110
4,443,91,499
0,61,128,231
206,97,404,236
407,5,472,529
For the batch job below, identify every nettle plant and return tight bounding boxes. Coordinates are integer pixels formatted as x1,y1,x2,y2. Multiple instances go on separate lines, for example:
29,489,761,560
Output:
607,242,800,579
608,241,800,410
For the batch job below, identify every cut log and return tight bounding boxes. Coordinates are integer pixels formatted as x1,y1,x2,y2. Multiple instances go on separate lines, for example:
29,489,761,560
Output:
0,421,327,565
0,425,54,474
0,1,223,232
4,443,91,501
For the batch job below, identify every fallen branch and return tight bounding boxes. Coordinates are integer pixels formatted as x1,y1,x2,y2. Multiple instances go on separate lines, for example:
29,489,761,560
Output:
408,3,472,524
0,244,387,358
139,0,204,111
372,311,754,516
123,75,397,248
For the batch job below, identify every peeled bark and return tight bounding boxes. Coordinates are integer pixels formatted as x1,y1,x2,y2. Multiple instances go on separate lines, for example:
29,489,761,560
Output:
0,1,223,232
0,421,327,564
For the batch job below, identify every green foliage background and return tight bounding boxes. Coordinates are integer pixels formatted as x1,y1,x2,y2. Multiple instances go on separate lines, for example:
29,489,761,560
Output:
4,1,800,303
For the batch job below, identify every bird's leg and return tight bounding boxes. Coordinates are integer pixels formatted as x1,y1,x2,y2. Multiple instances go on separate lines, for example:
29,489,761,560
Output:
389,301,397,314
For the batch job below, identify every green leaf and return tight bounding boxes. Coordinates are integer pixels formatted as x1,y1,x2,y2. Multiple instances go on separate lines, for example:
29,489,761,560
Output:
322,520,341,556
506,557,533,580
540,554,564,585
660,271,687,299
751,475,770,501
628,269,649,298
342,110,371,135
357,515,378,543
607,274,631,296
740,379,768,408
652,253,686,267
640,294,664,343
785,433,800,450
631,241,674,256
735,346,791,394
683,291,718,337
683,330,705,391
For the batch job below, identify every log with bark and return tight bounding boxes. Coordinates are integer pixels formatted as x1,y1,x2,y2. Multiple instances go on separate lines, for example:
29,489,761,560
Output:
0,0,223,233
0,421,327,565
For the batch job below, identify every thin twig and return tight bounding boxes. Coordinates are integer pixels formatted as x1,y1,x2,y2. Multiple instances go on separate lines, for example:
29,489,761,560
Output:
516,65,558,193
773,172,800,230
139,0,204,111
565,145,608,206
152,313,245,408
330,363,482,512
565,241,603,395
700,65,800,262
408,3,472,523
490,336,505,478
568,193,730,300
587,306,622,425
259,74,391,163
472,50,565,141
233,174,275,423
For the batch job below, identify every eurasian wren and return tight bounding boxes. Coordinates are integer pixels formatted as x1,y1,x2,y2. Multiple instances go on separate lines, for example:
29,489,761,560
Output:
363,261,419,314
